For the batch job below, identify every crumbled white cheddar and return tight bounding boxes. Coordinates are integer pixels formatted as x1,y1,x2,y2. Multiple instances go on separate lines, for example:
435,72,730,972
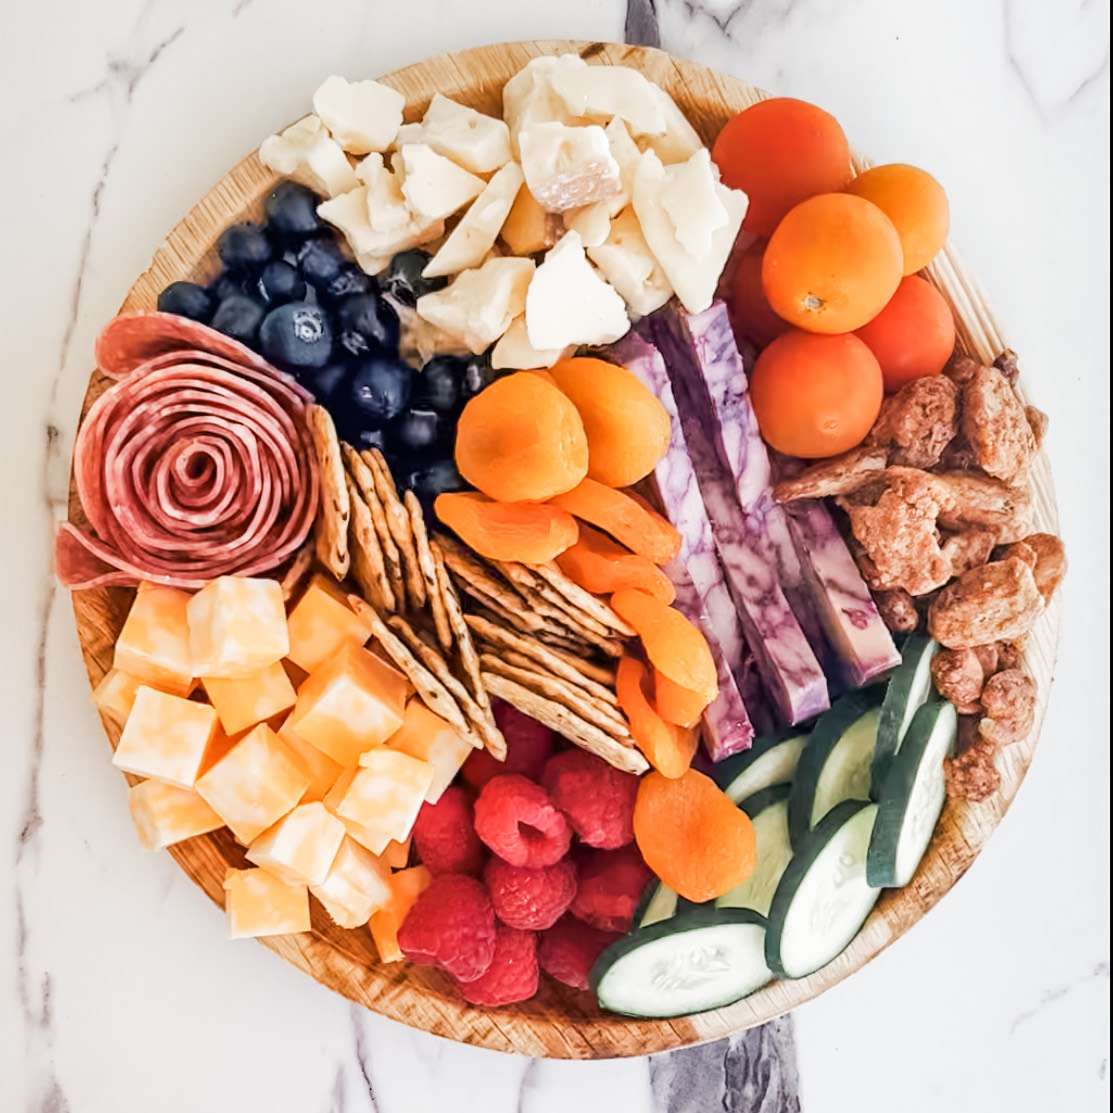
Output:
587,206,674,318
259,115,359,198
318,187,443,260
423,161,524,279
312,75,405,154
548,64,666,137
399,143,486,221
519,122,621,213
491,315,569,370
639,86,704,164
355,153,410,233
525,231,629,349
416,94,512,174
659,148,728,256
632,150,748,313
503,54,587,153
417,256,536,354
564,117,642,247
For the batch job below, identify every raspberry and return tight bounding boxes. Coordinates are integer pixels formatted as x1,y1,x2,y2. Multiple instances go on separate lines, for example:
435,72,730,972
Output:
461,701,555,790
539,914,622,991
484,856,577,931
541,749,638,849
411,786,486,875
569,846,652,932
474,774,571,867
397,873,496,982
457,925,539,1007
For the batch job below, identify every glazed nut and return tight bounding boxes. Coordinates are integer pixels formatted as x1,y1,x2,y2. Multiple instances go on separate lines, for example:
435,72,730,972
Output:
981,668,1036,735
961,366,1036,484
928,557,1044,647
867,375,959,469
944,733,1001,802
874,588,920,633
944,353,982,385
931,648,987,714
1002,532,1066,603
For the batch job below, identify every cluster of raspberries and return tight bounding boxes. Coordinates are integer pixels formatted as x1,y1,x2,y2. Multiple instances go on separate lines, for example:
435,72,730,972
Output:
397,701,651,1007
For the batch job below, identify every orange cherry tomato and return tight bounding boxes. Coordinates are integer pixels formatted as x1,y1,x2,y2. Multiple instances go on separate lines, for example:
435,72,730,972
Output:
855,275,956,392
847,163,949,275
725,240,790,349
749,330,883,458
762,194,904,334
712,98,852,237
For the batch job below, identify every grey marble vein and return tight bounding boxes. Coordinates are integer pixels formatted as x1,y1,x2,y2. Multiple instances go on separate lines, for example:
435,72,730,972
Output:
349,1005,382,1112
1009,961,1109,1036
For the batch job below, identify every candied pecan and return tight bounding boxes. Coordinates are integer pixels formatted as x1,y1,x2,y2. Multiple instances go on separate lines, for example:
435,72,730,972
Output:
971,643,1000,676
993,348,1021,383
941,528,997,576
931,647,987,713
961,366,1036,483
867,376,960,468
874,588,920,633
929,557,1044,647
997,639,1026,670
944,732,1001,801
1025,404,1049,451
938,434,979,472
773,445,889,503
944,353,981,385
1002,532,1066,602
998,540,1036,568
981,668,1036,735
933,472,1032,542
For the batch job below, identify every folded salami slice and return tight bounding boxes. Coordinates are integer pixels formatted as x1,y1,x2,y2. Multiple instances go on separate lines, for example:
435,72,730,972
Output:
57,322,319,590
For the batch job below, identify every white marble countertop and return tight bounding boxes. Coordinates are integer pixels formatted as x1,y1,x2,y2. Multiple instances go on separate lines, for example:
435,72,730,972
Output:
2,1,1109,1110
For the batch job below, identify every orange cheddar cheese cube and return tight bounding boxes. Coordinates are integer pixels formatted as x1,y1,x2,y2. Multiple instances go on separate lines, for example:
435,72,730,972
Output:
384,700,473,803
277,722,344,802
196,723,310,845
326,750,434,854
202,661,297,736
309,836,392,929
246,802,345,886
285,574,374,672
128,780,223,850
285,642,408,768
113,582,194,696
369,865,432,963
112,687,218,789
93,669,145,728
223,867,310,939
187,576,289,679
381,835,412,870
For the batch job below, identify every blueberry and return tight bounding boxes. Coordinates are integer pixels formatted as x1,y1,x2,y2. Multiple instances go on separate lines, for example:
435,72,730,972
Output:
157,281,213,323
302,362,350,403
259,302,333,371
343,426,387,453
210,295,265,346
322,264,374,304
404,457,466,502
411,356,463,413
264,181,321,240
296,237,347,288
336,294,400,356
388,409,444,455
348,354,412,428
381,250,446,307
217,222,272,272
461,356,494,400
257,260,307,306
209,270,252,302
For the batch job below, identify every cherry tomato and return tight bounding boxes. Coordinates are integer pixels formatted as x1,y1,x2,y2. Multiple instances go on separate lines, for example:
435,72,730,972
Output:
725,240,790,348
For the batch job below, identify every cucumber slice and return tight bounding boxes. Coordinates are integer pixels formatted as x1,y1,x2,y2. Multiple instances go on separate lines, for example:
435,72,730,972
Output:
765,799,880,979
712,733,808,804
868,700,956,887
591,906,772,1018
788,694,880,847
636,880,679,928
871,635,939,794
716,785,793,916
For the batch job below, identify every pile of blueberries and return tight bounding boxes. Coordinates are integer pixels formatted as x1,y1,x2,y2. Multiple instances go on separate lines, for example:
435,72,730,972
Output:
157,180,487,504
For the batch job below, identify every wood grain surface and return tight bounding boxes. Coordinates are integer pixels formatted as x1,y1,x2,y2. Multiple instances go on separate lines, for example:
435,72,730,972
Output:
66,40,1061,1059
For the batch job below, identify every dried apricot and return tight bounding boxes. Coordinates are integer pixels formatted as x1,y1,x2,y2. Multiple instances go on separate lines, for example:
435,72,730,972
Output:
550,479,681,565
435,493,579,564
615,657,697,779
455,371,588,502
554,524,676,603
610,588,717,700
547,357,671,487
652,668,709,728
633,769,756,902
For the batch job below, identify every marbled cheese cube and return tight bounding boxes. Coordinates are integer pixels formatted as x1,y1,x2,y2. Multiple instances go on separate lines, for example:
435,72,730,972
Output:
326,749,434,854
196,723,310,845
309,836,392,929
286,573,374,672
202,661,297,736
187,576,289,679
369,865,432,963
92,668,145,728
113,582,194,696
381,835,411,870
384,700,473,803
285,642,408,768
246,802,346,886
277,722,344,803
223,868,310,939
128,780,223,850
112,687,218,789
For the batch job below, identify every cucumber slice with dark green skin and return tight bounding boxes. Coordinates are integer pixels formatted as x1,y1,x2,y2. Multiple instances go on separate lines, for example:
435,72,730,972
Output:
867,699,956,888
788,693,880,848
871,635,939,795
712,732,808,804
765,799,880,979
716,785,793,916
635,880,679,928
591,906,772,1018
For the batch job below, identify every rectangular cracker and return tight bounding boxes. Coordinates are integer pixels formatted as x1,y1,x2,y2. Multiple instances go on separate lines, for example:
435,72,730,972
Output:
405,491,451,650
307,405,350,579
342,443,406,610
530,562,636,636
532,643,616,688
499,650,619,707
345,473,396,612
436,534,528,610
364,448,425,608
431,540,489,712
278,539,315,602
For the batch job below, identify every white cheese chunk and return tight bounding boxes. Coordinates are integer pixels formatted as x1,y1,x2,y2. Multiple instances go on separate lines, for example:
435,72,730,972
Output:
490,315,569,370
525,230,629,349
355,250,392,276
519,122,620,213
549,65,666,137
355,153,410,233
259,115,359,198
639,86,704,164
312,75,405,154
659,148,729,256
318,187,444,260
422,162,524,279
399,143,486,221
503,54,587,153
587,206,674,319
631,150,748,313
563,117,642,246
417,256,536,354
416,94,512,174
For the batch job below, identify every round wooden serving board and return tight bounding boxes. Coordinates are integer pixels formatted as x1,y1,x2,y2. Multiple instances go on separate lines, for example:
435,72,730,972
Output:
68,41,1062,1058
